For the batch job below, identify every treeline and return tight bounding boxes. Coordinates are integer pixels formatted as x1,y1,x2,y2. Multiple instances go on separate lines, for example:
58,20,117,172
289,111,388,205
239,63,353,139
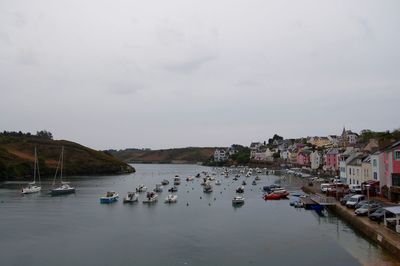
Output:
1,130,53,140
358,129,400,145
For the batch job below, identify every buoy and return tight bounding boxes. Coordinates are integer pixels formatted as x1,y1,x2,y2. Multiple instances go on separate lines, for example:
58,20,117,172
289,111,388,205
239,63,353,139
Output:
187,202,189,206
208,203,211,206
214,197,216,201
200,196,202,199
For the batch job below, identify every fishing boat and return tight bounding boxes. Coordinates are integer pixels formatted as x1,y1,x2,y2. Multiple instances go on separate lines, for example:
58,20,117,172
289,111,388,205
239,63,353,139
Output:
22,147,41,194
173,177,181,185
161,179,169,185
143,191,158,203
232,195,245,205
236,186,244,193
136,184,147,193
50,146,75,196
168,186,178,192
164,194,178,203
215,180,221,185
153,183,163,193
123,192,138,203
100,191,119,203
203,183,213,193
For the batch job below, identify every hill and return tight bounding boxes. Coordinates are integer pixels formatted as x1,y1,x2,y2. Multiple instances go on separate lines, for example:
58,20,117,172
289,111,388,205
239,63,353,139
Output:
108,147,218,164
0,134,135,181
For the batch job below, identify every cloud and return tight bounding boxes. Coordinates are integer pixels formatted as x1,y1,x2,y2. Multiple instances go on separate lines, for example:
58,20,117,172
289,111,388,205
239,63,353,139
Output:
163,53,218,74
107,81,143,95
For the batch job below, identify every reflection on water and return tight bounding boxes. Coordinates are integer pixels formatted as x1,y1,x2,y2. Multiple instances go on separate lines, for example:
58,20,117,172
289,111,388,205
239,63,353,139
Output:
0,164,398,266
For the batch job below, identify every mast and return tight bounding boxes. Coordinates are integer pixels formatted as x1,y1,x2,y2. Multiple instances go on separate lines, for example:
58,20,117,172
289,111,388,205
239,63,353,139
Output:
60,146,64,182
36,147,41,186
33,147,37,183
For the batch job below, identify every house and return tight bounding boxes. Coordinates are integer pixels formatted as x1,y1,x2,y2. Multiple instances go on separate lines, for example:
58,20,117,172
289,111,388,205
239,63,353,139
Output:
251,148,275,162
371,151,385,182
280,150,290,161
339,147,356,181
328,135,340,146
308,136,331,148
214,149,228,162
250,142,263,151
341,127,359,147
227,146,238,156
310,150,322,170
382,141,400,202
297,150,311,166
324,148,340,172
347,154,366,185
361,155,372,183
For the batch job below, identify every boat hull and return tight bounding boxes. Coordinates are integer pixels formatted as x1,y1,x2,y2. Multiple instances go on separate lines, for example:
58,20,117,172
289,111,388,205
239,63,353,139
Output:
100,196,119,204
50,188,75,196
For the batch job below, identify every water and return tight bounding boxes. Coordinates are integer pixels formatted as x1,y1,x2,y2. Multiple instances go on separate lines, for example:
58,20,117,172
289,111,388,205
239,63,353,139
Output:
0,164,398,266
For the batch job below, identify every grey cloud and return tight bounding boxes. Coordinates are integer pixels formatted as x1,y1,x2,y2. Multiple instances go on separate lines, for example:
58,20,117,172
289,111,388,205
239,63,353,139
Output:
107,81,143,95
163,54,218,74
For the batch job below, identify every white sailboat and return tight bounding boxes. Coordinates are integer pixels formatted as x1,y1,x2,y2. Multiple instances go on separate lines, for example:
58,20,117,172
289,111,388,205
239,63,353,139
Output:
21,147,41,194
50,146,75,196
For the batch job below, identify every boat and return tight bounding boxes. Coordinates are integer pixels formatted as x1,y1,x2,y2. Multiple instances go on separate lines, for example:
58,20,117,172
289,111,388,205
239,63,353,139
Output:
143,191,158,203
161,179,169,185
100,191,119,203
195,173,201,178
164,194,178,203
255,175,261,180
123,192,138,203
22,147,41,194
153,183,163,193
136,184,147,193
203,183,213,193
233,177,238,181
252,180,257,185
264,190,289,200
168,186,178,192
173,177,181,185
242,180,247,186
215,180,221,185
186,176,194,181
232,195,245,205
236,186,244,193
50,146,75,196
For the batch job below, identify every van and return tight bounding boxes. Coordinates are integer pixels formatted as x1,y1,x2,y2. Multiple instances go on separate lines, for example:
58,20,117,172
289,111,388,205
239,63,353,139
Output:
349,185,362,193
346,194,365,208
320,183,331,193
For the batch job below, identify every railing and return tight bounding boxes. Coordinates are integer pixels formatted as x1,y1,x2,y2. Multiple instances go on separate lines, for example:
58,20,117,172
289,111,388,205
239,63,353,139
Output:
311,194,336,205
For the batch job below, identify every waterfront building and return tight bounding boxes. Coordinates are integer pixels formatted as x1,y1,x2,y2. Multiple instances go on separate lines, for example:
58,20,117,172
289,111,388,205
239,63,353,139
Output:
297,150,311,166
339,147,356,181
382,141,400,202
251,148,274,162
347,154,367,185
310,150,322,170
214,149,228,162
324,148,340,173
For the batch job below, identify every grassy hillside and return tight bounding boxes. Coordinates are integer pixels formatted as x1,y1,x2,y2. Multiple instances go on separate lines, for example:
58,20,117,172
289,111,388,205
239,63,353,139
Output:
108,147,217,164
0,135,134,181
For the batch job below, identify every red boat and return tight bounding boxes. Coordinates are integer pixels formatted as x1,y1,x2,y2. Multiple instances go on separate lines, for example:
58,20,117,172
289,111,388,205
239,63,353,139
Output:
264,191,289,200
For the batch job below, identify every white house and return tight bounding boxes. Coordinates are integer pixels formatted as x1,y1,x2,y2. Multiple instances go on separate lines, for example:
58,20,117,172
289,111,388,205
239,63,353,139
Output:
310,151,322,170
214,149,228,162
371,151,385,183
280,150,290,161
251,148,274,162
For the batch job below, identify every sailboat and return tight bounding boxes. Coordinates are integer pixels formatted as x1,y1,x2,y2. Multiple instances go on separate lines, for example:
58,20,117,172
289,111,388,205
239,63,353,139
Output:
21,147,42,194
50,146,75,196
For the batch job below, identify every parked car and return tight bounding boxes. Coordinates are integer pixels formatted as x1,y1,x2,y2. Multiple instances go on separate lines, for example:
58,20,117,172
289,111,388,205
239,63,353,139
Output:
320,183,331,193
346,195,366,208
349,185,362,193
368,208,386,222
355,199,380,210
355,203,382,216
340,194,354,206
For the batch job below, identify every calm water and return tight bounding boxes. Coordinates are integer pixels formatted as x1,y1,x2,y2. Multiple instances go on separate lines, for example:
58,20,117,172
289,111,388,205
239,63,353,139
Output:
0,164,399,266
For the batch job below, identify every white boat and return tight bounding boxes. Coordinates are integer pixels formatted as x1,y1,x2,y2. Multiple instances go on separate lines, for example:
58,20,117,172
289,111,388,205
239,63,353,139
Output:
215,180,221,185
161,179,169,185
123,192,138,203
143,191,158,203
100,191,119,203
164,194,178,203
186,176,194,181
236,186,244,193
22,147,41,194
232,195,245,204
50,146,75,196
136,184,147,192
203,183,213,193
208,176,216,181
255,175,261,180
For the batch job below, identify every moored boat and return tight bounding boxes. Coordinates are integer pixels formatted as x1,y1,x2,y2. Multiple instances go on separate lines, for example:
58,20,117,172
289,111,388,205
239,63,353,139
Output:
136,184,147,193
168,186,178,192
173,177,181,185
161,179,169,185
153,183,163,193
50,146,75,196
203,183,213,193
186,176,194,181
232,195,245,205
143,191,158,203
236,186,244,193
22,147,41,194
123,192,138,203
164,194,178,203
215,180,221,185
100,191,119,203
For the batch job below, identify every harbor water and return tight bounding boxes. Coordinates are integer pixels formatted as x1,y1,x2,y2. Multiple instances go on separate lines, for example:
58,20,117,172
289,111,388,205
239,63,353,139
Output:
0,164,399,266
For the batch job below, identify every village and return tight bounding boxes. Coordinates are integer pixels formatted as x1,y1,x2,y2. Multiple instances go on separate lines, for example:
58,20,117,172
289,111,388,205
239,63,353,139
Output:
213,127,400,203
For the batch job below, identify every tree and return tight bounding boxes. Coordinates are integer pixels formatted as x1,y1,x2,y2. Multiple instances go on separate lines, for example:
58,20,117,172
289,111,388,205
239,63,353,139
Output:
36,130,53,140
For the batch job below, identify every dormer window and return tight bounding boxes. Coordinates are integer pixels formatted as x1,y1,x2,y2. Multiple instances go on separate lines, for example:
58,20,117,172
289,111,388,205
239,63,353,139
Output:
394,150,400,160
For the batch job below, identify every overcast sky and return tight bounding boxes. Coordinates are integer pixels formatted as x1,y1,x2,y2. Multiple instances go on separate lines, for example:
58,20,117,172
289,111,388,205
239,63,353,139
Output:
1,0,399,150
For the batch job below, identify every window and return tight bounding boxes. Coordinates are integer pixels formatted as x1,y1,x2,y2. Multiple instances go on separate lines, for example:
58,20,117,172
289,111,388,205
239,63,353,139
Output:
394,150,400,160
357,180,359,185
393,174,400,187
374,172,378,180
349,168,351,175
373,159,377,167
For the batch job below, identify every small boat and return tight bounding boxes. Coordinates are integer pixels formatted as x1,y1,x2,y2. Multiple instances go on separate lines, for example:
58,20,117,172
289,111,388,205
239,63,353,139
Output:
143,191,158,203
233,177,238,181
50,146,75,196
252,180,257,185
236,186,244,193
164,194,178,203
100,191,119,203
203,183,213,193
22,147,41,194
255,175,261,180
153,183,163,193
215,180,221,185
195,173,201,178
264,191,289,200
136,184,147,193
161,179,169,185
123,192,138,203
208,176,216,181
242,180,247,186
168,186,178,192
173,177,181,185
232,195,245,205
186,176,194,181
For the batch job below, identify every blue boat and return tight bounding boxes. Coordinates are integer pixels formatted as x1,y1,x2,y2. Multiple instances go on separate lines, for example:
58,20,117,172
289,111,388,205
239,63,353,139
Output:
100,191,119,204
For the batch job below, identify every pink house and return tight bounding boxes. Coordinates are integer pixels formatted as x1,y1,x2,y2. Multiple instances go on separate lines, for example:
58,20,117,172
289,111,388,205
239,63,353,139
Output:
324,148,339,172
382,141,400,201
297,150,311,166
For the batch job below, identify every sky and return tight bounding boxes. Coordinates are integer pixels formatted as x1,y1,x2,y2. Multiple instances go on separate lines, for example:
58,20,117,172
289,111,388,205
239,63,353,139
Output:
0,0,399,150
